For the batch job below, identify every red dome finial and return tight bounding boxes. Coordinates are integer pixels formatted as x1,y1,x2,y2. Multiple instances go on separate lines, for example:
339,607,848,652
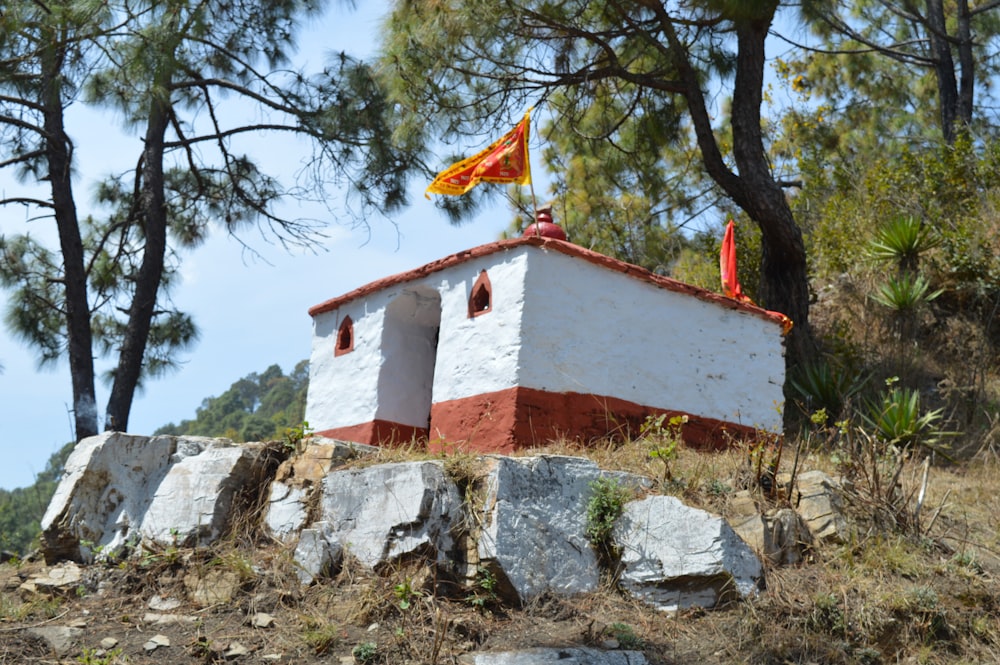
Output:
523,205,567,241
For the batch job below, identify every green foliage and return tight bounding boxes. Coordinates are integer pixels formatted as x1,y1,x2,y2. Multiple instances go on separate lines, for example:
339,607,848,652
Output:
76,647,126,665
352,642,378,664
465,566,499,611
866,216,941,272
790,359,868,423
862,379,951,453
282,421,314,454
808,592,847,636
606,622,645,649
0,0,418,436
0,441,75,555
640,413,687,484
393,578,424,611
869,273,942,313
155,361,308,442
301,617,342,655
584,477,631,557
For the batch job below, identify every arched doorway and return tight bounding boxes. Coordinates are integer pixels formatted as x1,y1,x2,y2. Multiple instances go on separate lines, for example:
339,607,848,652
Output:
375,287,442,436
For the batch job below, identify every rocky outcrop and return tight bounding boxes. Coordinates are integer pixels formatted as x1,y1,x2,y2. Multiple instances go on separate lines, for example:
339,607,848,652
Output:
41,435,764,613
317,460,463,570
40,433,280,563
726,469,849,566
265,438,377,538
793,470,850,544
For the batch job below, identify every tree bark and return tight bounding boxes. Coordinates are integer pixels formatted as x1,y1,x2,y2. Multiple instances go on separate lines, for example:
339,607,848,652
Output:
104,95,170,432
956,0,975,130
926,0,960,142
41,39,98,441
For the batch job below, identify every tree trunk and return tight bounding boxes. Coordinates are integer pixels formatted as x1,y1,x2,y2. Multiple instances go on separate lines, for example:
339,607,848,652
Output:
729,10,816,372
926,0,960,142
42,41,98,441
103,96,170,432
956,0,975,129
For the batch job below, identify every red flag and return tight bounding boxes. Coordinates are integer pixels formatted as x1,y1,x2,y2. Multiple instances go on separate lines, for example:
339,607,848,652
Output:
425,110,531,197
720,220,794,335
720,220,752,303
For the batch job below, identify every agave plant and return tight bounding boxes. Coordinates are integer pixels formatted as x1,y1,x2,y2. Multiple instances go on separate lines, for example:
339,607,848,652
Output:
867,215,941,272
790,359,868,423
870,272,943,313
862,384,951,452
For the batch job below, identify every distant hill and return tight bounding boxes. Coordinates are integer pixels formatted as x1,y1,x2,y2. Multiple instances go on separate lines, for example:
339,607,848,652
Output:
154,360,308,442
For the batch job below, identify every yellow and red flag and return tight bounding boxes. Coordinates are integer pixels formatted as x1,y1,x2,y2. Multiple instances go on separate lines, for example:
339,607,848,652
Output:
720,219,753,303
425,110,531,198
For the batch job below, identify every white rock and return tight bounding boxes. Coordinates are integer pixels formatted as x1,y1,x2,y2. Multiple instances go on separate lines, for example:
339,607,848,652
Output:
143,612,198,626
147,595,182,611
41,433,270,562
458,647,648,664
26,626,83,656
24,562,82,594
251,612,276,628
293,523,342,585
615,495,763,612
477,456,647,604
225,641,250,658
318,461,462,569
264,482,309,539
143,634,171,652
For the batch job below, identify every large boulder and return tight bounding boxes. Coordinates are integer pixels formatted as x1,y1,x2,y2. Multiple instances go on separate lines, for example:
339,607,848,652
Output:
312,460,463,570
615,495,763,612
476,455,647,604
41,433,275,563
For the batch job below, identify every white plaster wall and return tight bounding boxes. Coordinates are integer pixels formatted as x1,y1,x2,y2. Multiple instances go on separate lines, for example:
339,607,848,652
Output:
429,251,528,403
306,251,528,432
304,298,387,431
515,248,786,431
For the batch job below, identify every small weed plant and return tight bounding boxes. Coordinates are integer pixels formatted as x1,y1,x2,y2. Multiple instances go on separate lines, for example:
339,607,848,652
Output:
640,413,687,483
585,477,631,568
607,622,644,649
76,648,127,665
301,616,342,655
863,377,952,453
393,578,424,611
466,565,499,611
282,420,313,454
352,641,379,664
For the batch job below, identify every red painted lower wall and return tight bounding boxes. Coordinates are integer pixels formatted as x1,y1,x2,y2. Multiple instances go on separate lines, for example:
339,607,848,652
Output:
313,419,427,448
314,387,766,454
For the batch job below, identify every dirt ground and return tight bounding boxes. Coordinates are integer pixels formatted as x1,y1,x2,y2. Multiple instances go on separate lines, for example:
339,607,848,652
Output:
3,452,1000,665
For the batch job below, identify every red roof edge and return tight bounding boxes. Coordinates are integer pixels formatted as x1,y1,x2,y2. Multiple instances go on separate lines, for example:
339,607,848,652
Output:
307,236,791,332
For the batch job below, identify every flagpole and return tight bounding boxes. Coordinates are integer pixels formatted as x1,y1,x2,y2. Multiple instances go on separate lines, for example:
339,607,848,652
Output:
528,175,538,235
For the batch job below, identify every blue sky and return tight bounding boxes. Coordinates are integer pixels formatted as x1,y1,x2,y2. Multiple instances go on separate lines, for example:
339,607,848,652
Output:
0,1,520,490
0,3,810,490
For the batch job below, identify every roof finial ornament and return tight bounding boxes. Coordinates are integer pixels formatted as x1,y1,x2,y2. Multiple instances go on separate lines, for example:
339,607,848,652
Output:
524,202,567,241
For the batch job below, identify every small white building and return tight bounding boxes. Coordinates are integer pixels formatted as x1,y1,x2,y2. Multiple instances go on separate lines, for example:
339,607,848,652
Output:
304,235,787,454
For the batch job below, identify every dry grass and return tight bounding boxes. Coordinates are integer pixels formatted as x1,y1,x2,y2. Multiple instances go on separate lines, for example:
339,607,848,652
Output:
5,424,1000,664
